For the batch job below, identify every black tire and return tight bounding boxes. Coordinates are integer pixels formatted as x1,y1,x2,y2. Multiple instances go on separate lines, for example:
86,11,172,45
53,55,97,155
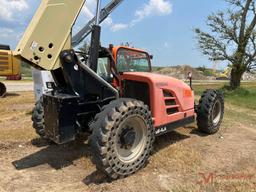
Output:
197,89,224,134
89,98,155,179
32,97,46,138
0,82,6,98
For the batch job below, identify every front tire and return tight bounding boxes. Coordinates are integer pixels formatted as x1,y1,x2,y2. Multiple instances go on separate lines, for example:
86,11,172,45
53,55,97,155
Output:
32,97,46,138
197,89,224,134
89,99,155,179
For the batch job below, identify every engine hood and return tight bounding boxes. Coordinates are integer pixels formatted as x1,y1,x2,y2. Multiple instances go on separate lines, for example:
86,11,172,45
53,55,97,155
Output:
122,72,190,89
121,72,195,127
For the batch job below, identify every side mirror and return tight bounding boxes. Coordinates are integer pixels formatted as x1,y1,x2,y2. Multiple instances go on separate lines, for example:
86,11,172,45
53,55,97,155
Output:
187,72,192,79
187,72,193,89
150,55,153,60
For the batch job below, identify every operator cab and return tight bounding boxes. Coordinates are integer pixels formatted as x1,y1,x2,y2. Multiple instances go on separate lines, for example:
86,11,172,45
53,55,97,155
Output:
96,46,152,82
114,47,152,73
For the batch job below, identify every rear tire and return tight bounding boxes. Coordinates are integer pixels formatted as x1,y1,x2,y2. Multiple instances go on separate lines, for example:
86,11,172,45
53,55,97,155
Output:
89,99,155,179
197,89,224,134
0,82,6,98
32,97,46,138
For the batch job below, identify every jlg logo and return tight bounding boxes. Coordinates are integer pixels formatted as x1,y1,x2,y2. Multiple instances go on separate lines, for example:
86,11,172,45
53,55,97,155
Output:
155,127,167,135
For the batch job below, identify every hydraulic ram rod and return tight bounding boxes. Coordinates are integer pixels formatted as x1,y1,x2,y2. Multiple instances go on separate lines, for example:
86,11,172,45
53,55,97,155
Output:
95,0,102,25
72,0,124,47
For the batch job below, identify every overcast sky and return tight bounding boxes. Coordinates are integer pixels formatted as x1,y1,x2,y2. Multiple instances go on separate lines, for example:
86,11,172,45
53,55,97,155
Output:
0,0,228,68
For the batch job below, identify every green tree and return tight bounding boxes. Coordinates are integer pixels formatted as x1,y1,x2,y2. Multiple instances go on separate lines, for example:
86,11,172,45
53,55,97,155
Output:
78,41,90,53
195,0,256,89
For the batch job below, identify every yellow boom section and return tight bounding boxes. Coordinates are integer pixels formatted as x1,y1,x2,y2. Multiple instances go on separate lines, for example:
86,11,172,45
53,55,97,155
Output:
0,50,20,76
14,0,85,70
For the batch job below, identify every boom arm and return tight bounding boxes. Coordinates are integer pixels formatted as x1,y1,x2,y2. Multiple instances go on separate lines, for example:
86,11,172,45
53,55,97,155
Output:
14,0,85,71
13,0,124,71
72,0,124,47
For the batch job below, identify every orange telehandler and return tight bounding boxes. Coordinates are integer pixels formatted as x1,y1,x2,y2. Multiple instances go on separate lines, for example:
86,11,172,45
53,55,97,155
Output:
5,0,224,179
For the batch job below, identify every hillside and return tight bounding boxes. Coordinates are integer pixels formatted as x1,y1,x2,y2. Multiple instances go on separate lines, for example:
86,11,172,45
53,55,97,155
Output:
154,65,208,80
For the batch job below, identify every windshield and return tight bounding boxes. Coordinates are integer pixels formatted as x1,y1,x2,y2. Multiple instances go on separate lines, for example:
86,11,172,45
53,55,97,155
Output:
116,49,151,72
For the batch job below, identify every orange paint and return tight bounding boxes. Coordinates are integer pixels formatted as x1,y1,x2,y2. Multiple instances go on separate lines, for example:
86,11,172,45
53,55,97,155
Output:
184,89,192,97
121,72,195,127
110,46,195,128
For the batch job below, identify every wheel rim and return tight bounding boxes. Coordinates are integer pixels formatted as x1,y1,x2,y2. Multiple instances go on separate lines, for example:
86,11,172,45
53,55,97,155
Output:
115,115,147,163
212,100,222,126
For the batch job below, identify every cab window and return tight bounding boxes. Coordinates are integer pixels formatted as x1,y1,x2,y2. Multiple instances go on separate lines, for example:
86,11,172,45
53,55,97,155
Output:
116,48,151,72
97,57,112,81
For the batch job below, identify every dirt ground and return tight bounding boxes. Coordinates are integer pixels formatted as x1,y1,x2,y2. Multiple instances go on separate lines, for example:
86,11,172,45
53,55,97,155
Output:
0,91,255,192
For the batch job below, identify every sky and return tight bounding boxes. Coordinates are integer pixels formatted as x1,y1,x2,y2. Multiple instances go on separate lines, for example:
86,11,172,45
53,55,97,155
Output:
0,0,228,69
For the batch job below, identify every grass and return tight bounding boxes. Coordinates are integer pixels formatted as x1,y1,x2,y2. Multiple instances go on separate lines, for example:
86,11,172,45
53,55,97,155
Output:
221,86,256,110
193,81,256,110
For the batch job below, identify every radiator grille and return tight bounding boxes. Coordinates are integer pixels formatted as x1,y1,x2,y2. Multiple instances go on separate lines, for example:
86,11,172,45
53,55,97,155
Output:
163,90,179,115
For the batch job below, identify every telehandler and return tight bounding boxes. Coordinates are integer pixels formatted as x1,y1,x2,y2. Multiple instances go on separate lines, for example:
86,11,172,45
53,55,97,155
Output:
5,0,224,179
